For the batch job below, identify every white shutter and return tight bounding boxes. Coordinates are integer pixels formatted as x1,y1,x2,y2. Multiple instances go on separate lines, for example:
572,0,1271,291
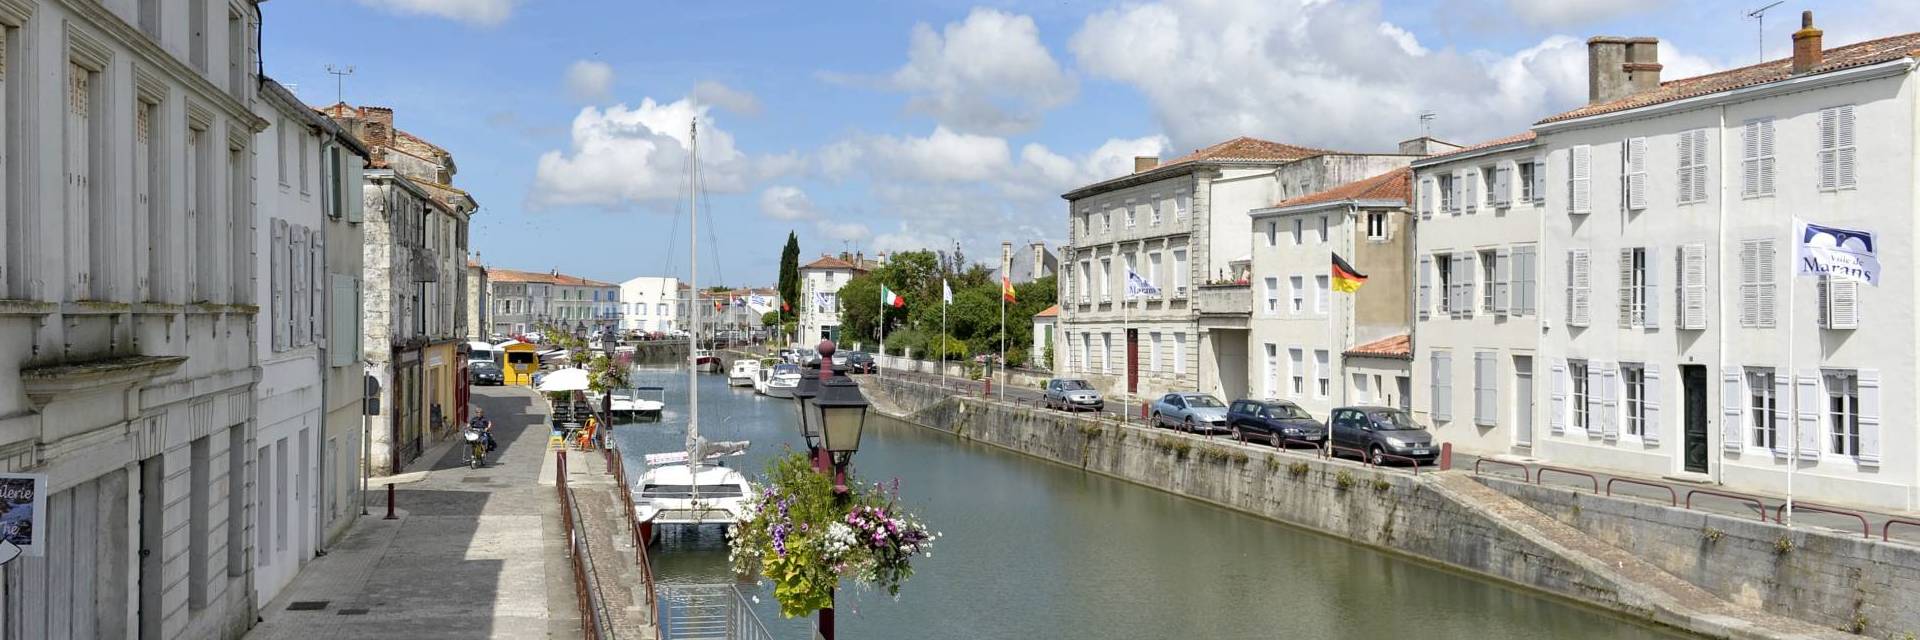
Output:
1738,241,1758,326
1625,137,1647,210
1835,105,1856,188
1519,247,1537,316
1742,120,1760,197
1772,373,1790,455
1820,276,1860,329
1431,351,1452,422
1755,239,1776,327
1493,165,1511,207
1450,172,1464,214
1600,365,1619,441
1418,255,1431,320
1617,249,1634,326
1642,364,1661,444
1585,364,1602,436
1464,170,1479,214
1721,368,1744,452
1681,245,1707,329
1689,130,1709,203
1420,178,1435,219
1475,352,1496,426
1568,250,1590,327
1678,131,1695,203
1570,145,1592,214
330,275,358,367
1857,369,1880,465
1550,360,1567,434
1456,254,1474,318
1530,158,1547,203
1643,247,1659,329
1758,119,1776,195
1794,372,1819,460
270,219,288,351
1493,248,1511,315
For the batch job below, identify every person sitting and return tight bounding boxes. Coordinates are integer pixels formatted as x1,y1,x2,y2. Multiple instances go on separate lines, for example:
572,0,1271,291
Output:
576,415,598,451
469,409,496,452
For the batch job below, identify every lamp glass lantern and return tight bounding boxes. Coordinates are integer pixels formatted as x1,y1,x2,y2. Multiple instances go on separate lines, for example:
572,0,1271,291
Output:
814,376,869,455
790,375,822,445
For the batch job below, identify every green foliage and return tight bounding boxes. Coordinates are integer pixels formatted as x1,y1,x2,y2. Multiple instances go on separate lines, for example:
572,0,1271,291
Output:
779,232,801,317
829,251,1058,363
1335,470,1355,490
1774,535,1795,555
1288,462,1311,478
1702,527,1725,543
1371,477,1393,492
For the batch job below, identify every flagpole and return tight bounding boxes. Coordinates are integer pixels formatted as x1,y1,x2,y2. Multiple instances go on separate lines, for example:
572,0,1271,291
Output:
1785,234,1797,528
879,287,889,378
941,280,949,390
1124,281,1131,426
999,282,1007,402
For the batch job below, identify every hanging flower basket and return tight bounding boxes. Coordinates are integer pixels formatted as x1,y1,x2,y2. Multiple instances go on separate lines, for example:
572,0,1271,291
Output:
728,451,938,618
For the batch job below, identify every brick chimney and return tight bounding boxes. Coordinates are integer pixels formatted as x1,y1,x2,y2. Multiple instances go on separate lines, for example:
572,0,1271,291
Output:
1792,11,1824,74
360,106,395,148
1586,37,1662,104
1134,156,1159,173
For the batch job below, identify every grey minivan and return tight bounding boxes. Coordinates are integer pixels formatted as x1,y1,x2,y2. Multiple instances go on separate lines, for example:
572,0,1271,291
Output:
1328,406,1437,466
1043,378,1104,412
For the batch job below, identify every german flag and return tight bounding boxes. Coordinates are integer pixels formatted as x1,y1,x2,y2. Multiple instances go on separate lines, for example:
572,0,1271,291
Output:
1331,253,1368,293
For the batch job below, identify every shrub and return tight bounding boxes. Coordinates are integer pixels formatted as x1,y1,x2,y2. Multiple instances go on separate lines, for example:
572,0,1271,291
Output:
1701,527,1725,544
1371,477,1393,492
1773,535,1795,555
1078,423,1103,439
1334,470,1355,491
1287,462,1310,478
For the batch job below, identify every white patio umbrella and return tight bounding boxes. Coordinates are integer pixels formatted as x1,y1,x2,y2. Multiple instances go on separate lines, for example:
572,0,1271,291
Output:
535,367,591,392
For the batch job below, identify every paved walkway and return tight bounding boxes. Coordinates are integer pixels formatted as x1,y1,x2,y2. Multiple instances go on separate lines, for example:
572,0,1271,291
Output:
244,386,579,639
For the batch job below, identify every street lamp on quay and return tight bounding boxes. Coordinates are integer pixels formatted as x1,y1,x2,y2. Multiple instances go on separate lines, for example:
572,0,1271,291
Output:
788,339,869,640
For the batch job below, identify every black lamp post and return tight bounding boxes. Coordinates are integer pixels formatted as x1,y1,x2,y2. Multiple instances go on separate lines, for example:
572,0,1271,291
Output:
785,339,869,640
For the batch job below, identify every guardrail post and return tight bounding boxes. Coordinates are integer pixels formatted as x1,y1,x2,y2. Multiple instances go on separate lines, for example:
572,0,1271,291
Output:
383,483,397,520
983,377,992,397
1439,443,1452,471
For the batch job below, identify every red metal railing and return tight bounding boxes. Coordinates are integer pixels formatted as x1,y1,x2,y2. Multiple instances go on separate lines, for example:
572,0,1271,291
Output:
1473,458,1530,480
1685,489,1769,522
1371,452,1422,475
555,450,599,639
1328,443,1371,464
1277,437,1323,451
607,448,655,608
1535,466,1599,493
1775,502,1870,538
1605,477,1677,506
1883,518,1920,543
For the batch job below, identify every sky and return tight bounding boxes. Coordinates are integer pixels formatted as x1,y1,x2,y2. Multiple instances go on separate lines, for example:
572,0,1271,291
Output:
263,0,1920,287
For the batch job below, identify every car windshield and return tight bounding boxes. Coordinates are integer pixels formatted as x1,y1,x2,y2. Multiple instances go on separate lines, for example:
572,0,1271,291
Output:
471,362,499,372
1058,380,1092,391
1370,410,1423,430
1265,404,1310,419
1183,395,1224,408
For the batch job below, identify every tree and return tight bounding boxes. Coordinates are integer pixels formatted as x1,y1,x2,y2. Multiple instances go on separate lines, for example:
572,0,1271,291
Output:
778,232,800,314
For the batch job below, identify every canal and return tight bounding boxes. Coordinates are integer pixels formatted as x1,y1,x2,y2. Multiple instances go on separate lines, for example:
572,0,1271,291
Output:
611,368,1690,639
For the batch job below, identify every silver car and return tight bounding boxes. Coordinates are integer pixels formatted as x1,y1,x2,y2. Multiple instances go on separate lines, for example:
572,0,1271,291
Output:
1152,393,1231,434
1043,378,1105,412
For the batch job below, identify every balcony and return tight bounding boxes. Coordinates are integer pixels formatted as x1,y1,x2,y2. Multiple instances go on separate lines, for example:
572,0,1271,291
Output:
1194,283,1250,329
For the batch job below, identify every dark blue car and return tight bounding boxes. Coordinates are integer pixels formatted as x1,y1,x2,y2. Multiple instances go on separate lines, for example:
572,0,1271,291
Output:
1225,399,1325,447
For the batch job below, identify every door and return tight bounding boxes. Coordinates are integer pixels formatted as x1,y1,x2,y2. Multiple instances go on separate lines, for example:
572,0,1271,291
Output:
1329,409,1351,447
138,458,163,640
1682,365,1709,473
1125,328,1138,395
1515,356,1535,447
1396,377,1412,411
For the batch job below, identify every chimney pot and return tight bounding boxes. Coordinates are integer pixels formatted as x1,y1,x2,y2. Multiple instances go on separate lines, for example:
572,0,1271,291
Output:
1586,36,1662,104
1134,156,1159,173
1792,11,1824,74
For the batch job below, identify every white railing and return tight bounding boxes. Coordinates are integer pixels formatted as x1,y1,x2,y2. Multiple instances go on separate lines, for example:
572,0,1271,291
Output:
658,583,772,640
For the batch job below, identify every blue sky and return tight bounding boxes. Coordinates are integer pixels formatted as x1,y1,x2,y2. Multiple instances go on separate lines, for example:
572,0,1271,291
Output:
264,0,1919,287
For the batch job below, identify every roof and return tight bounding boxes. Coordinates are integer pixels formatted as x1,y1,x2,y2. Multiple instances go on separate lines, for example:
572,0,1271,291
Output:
1344,334,1411,360
1033,304,1059,318
486,267,618,288
1540,33,1920,124
1064,136,1347,199
800,256,865,271
1269,168,1412,209
1419,131,1537,163
259,77,372,159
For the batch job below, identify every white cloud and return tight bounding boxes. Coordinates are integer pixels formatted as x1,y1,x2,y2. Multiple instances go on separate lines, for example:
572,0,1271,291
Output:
1503,0,1663,28
529,98,755,209
565,61,615,102
355,0,516,27
887,8,1075,134
814,220,871,243
827,126,1014,183
759,186,816,221
691,81,763,117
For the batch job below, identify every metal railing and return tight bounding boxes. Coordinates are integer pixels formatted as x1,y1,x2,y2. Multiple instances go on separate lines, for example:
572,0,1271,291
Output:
1685,488,1769,522
1534,466,1599,493
557,450,612,639
1472,458,1529,480
1775,502,1870,538
658,583,773,640
1605,477,1677,506
607,444,657,610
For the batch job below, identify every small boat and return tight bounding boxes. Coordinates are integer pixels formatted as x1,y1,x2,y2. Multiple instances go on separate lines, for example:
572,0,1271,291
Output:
692,349,720,373
727,359,760,387
633,442,753,532
756,363,801,399
600,386,666,420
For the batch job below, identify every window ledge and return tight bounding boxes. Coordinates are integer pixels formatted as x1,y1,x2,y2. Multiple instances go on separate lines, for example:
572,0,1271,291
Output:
0,299,58,316
21,355,188,410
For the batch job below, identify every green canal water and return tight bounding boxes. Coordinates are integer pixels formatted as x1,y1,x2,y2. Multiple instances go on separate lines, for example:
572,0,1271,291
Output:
612,368,1691,639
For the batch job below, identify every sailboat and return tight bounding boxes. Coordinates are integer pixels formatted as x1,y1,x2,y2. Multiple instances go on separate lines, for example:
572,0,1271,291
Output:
631,120,755,537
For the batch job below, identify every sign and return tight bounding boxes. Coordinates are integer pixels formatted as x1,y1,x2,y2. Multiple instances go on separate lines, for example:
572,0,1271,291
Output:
0,474,47,559
1125,268,1160,299
1795,219,1880,285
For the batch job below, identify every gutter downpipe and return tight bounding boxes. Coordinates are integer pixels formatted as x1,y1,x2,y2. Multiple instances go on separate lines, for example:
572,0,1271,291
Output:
1714,104,1728,488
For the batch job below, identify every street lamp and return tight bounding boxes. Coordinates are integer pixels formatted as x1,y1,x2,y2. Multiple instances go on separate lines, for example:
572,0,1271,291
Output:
814,376,869,493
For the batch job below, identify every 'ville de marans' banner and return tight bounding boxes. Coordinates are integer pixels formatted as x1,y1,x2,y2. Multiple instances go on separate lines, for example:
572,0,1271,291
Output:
1795,219,1881,286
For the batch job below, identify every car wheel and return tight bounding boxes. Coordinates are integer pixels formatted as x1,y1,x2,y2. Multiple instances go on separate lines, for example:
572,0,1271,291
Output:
1183,417,1194,433
1370,445,1385,466
1232,426,1246,443
1150,412,1161,428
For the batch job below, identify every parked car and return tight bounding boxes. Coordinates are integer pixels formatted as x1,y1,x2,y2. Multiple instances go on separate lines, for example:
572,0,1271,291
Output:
468,361,505,386
846,352,876,374
1043,378,1104,412
1225,399,1324,446
831,351,850,368
1328,406,1438,466
1151,393,1230,434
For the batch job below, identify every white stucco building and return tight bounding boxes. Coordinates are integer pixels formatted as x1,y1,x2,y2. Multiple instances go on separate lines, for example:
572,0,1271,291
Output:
487,267,618,334
0,1,266,637
618,276,681,334
799,254,872,343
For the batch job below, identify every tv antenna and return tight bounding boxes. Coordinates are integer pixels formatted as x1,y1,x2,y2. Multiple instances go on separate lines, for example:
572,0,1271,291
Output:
1418,111,1436,138
324,64,355,104
1747,2,1785,63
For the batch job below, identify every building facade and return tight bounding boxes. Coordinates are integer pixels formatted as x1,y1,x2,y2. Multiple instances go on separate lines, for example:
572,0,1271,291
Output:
466,260,488,340
799,255,868,343
487,268,618,334
0,1,266,637
619,276,682,334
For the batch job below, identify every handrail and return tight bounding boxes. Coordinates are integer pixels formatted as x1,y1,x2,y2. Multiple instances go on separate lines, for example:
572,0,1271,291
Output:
1775,502,1871,538
1605,477,1677,506
1473,458,1530,480
1278,437,1323,452
1328,444,1372,466
1372,452,1422,475
1535,466,1599,493
1884,518,1920,543
1685,488,1769,522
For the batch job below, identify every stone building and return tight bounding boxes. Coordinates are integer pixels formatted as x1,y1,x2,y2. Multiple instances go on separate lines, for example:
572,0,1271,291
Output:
0,1,266,638
466,259,489,340
486,268,619,335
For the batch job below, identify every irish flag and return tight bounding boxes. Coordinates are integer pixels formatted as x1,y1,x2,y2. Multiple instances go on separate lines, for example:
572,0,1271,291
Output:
881,285,905,308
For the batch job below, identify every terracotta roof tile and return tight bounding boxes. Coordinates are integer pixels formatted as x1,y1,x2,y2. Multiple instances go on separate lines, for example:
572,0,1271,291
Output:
801,256,863,271
1541,33,1920,124
1033,304,1059,318
486,267,617,287
1345,334,1411,359
1421,131,1537,162
1271,168,1412,209
1162,136,1337,166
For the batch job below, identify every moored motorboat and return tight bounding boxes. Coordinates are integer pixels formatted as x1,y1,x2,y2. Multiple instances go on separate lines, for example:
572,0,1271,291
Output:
757,363,800,398
632,443,753,533
727,359,760,386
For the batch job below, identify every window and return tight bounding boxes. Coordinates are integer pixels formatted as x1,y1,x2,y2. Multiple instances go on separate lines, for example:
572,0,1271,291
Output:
1076,213,1087,239
1826,370,1859,456
1080,333,1091,374
1078,261,1092,304
1623,136,1647,210
1742,118,1776,197
1566,249,1591,326
1263,277,1279,314
1289,275,1304,314
1125,203,1136,228
1622,363,1645,436
1678,244,1708,329
657,303,667,316
1099,258,1112,302
1150,332,1162,372
1512,246,1537,316
1173,332,1186,374
1148,252,1162,297
1317,215,1328,243
1101,333,1113,373
70,61,107,300
1175,193,1190,220
189,0,207,71
299,133,311,194
226,425,246,575
188,436,210,609
277,120,291,186
1482,166,1502,208
1569,144,1592,214
139,99,165,302
1292,218,1303,245
1314,350,1330,398
1266,221,1277,247
1818,105,1856,190
1518,160,1539,202
1619,247,1648,328
1430,351,1452,421
1313,275,1328,314
1149,199,1162,225
1289,348,1305,396
1748,368,1778,451
1738,239,1776,327
1366,211,1387,240
1434,254,1453,314
1263,344,1278,398
1481,249,1498,313
1818,275,1860,329
1172,249,1189,297
228,8,246,97
1676,129,1708,204
1569,360,1590,431
1436,173,1455,212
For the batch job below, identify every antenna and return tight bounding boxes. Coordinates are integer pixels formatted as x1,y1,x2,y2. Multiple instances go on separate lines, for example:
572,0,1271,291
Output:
1747,1,1784,63
1417,111,1437,138
324,64,355,105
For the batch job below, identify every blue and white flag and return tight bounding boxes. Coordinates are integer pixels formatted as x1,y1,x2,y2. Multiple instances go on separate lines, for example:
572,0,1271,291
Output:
748,294,772,308
1795,218,1881,286
1125,268,1161,298
942,279,953,305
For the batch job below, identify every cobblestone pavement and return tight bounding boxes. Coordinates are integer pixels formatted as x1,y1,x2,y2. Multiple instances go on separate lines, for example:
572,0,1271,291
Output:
244,386,578,639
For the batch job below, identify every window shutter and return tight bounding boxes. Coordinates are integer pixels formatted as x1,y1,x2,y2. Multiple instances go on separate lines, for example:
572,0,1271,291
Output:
1493,166,1510,207
1643,247,1659,329
1568,249,1590,327
1617,248,1633,327
1721,368,1743,451
1475,352,1496,426
1549,360,1567,434
1857,369,1880,465
1755,239,1776,327
310,228,325,345
1757,119,1776,195
271,219,288,351
1742,121,1759,197
1690,130,1709,203
329,275,357,367
1530,159,1547,203
1600,365,1619,441
1520,247,1537,316
1420,178,1435,219
1450,171,1464,214
1772,373,1790,455
1585,364,1602,436
1494,248,1511,315
1456,254,1474,318
1433,351,1452,422
1570,145,1592,214
1464,170,1479,214
1794,372,1819,459
1625,137,1647,210
1417,255,1431,320
1642,364,1661,444
1821,276,1860,329
1835,105,1856,188
1738,241,1758,326
1819,107,1839,189
1681,245,1707,329
1678,131,1696,203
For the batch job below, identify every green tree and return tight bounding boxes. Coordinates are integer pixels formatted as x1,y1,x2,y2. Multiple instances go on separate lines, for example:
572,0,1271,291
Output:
778,232,800,314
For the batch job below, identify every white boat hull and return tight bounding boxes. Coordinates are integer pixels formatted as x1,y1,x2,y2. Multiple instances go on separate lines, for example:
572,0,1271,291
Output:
633,463,753,527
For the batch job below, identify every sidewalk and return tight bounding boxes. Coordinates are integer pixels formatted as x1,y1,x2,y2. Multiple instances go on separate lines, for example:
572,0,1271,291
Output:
244,386,579,640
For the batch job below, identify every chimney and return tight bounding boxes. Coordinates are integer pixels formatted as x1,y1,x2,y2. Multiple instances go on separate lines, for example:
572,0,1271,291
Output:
360,105,395,148
1001,242,1014,281
1134,156,1159,173
1586,37,1662,104
1792,11,1824,74
1031,242,1046,280
1397,136,1465,157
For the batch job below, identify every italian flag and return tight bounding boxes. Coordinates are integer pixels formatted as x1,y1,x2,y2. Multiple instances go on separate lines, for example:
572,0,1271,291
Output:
881,285,905,308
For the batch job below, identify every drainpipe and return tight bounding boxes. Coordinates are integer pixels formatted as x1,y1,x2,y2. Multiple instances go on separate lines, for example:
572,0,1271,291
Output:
316,133,332,556
1713,104,1729,486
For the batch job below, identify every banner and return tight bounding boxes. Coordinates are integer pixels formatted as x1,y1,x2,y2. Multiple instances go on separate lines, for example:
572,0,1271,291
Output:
1795,219,1880,285
0,474,46,558
1125,268,1161,298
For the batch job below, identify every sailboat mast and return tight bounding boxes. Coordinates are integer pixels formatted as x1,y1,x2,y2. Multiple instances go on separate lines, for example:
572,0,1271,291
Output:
688,120,701,459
